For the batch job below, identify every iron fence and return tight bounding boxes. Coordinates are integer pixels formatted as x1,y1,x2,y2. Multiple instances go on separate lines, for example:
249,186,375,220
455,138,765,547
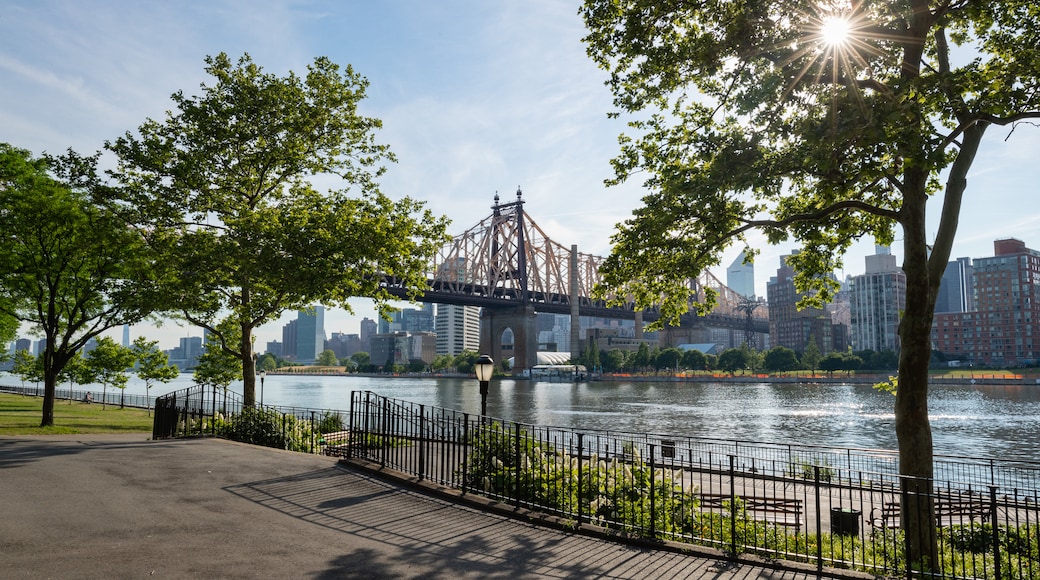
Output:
0,383,156,410
146,386,1040,579
346,391,1040,580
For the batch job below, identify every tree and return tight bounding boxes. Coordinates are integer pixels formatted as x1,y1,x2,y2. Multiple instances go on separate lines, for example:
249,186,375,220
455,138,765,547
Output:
351,351,372,372
763,346,800,376
86,337,136,409
132,337,179,416
820,352,844,377
680,348,707,372
105,53,449,407
601,349,627,373
0,144,157,426
632,343,652,371
654,347,682,372
12,349,43,390
193,332,243,412
801,340,823,377
316,349,339,367
58,351,92,404
582,1,1040,566
256,353,278,373
717,348,748,376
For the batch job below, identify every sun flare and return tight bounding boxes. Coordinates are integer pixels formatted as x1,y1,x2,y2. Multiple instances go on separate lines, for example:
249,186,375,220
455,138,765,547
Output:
819,15,851,47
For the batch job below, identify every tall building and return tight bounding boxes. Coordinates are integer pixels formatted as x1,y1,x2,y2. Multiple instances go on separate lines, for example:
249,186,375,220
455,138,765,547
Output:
935,257,975,314
359,317,377,354
933,238,1040,366
122,324,131,348
296,305,325,363
726,250,756,298
849,246,906,352
370,331,437,368
766,252,840,353
281,319,298,361
435,304,481,356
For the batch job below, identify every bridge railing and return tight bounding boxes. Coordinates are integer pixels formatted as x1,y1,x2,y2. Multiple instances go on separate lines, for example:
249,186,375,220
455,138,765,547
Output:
346,390,1040,580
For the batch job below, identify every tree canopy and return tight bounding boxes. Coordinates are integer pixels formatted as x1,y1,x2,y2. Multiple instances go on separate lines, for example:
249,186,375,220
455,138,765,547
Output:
105,54,449,406
0,144,158,426
582,1,1040,566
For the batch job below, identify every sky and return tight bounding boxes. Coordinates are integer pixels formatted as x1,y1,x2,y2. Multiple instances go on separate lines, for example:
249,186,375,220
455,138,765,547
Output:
2,0,1039,351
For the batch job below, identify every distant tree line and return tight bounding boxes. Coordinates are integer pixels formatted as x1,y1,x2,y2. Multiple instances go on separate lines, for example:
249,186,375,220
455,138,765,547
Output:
572,339,900,377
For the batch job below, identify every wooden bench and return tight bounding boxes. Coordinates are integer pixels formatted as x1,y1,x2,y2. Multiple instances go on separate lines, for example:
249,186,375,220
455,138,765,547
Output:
700,493,803,531
869,493,991,530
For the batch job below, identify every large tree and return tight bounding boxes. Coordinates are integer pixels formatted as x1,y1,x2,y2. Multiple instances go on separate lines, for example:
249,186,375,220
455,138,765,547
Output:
582,0,1040,568
0,144,157,426
106,54,449,406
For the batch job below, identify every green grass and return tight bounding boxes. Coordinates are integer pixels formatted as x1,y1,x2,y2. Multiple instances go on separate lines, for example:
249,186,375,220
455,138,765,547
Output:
0,393,153,435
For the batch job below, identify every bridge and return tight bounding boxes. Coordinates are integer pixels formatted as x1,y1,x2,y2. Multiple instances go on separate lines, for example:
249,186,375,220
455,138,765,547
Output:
384,188,768,374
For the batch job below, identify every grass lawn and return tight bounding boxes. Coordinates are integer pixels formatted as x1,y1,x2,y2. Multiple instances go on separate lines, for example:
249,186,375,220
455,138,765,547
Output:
0,393,153,435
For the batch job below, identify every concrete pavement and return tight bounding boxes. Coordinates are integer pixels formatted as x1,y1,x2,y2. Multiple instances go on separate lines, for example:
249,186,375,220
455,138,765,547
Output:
0,434,863,579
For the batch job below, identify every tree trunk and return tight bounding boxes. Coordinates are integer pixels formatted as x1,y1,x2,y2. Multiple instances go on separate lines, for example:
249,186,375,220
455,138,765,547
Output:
897,172,939,572
241,322,256,407
40,369,58,427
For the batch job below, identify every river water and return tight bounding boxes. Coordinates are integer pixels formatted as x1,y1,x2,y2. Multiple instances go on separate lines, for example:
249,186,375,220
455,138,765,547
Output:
32,372,1038,462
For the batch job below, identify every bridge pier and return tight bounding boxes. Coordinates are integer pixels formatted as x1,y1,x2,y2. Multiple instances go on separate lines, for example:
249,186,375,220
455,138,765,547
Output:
480,305,539,377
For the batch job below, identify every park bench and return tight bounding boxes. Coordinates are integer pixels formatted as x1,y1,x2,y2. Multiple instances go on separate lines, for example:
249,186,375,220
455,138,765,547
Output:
868,492,991,530
700,493,803,531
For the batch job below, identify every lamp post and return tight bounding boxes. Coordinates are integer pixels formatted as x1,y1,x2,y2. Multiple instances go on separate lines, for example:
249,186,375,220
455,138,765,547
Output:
474,354,494,418
259,370,266,407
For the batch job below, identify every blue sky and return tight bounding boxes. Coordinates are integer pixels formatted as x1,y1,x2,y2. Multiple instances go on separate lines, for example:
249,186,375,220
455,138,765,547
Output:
3,1,1038,350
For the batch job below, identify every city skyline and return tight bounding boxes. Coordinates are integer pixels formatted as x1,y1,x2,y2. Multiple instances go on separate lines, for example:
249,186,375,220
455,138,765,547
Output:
3,1,1038,350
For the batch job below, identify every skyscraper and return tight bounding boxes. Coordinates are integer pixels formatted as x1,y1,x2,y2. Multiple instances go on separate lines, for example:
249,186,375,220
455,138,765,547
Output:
932,238,1040,365
935,257,975,314
435,304,481,356
726,250,756,297
296,305,325,363
849,246,906,352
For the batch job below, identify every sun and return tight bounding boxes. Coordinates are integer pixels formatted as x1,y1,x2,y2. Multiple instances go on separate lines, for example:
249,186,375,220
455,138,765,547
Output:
819,15,852,47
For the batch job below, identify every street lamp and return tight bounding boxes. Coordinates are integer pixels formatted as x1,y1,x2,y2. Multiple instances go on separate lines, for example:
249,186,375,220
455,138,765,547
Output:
474,354,494,418
259,370,266,407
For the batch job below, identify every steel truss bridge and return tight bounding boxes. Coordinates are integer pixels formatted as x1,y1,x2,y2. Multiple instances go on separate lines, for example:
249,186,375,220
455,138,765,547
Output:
383,188,768,373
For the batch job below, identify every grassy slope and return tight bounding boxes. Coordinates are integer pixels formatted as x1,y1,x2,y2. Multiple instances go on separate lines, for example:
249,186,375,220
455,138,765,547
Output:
0,393,152,435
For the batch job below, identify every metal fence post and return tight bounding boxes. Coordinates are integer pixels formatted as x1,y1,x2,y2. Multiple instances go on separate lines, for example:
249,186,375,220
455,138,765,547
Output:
418,404,426,481
577,433,585,525
728,454,737,555
814,465,823,572
989,485,1001,579
649,443,656,538
461,413,469,495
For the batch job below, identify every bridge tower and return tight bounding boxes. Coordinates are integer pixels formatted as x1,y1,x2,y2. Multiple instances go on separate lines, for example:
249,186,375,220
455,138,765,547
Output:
477,188,540,375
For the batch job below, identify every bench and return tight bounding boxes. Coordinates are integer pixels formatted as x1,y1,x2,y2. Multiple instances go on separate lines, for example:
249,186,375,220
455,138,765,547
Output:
869,493,991,530
700,493,803,531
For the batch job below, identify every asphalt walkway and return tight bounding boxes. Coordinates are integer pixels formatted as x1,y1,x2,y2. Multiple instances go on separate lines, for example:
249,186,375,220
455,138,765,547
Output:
0,435,861,579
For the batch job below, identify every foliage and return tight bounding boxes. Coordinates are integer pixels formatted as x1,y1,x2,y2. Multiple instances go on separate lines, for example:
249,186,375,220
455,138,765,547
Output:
105,53,449,406
459,423,697,536
12,350,42,387
0,144,158,426
193,332,242,393
316,349,339,367
256,353,278,373
717,348,748,375
132,337,178,414
654,347,682,372
764,346,800,375
601,348,627,373
801,340,822,375
680,348,707,371
86,336,137,409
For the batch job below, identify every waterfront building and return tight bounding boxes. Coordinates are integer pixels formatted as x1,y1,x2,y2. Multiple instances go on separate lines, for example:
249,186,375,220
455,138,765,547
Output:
281,319,297,361
726,250,756,298
370,331,437,368
932,238,1040,366
295,306,325,364
935,257,975,314
359,317,377,354
325,332,362,360
435,304,480,356
849,246,906,352
766,253,842,353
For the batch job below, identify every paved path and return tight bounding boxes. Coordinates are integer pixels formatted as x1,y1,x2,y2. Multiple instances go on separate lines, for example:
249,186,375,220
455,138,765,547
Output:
0,435,862,579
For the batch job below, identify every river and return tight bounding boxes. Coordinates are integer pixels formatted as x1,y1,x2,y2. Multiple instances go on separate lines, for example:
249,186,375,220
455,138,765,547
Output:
27,372,1038,462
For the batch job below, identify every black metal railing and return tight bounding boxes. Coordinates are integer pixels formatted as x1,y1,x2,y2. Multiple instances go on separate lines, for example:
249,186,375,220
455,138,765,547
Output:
345,391,1040,580
152,385,347,454
0,383,156,410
